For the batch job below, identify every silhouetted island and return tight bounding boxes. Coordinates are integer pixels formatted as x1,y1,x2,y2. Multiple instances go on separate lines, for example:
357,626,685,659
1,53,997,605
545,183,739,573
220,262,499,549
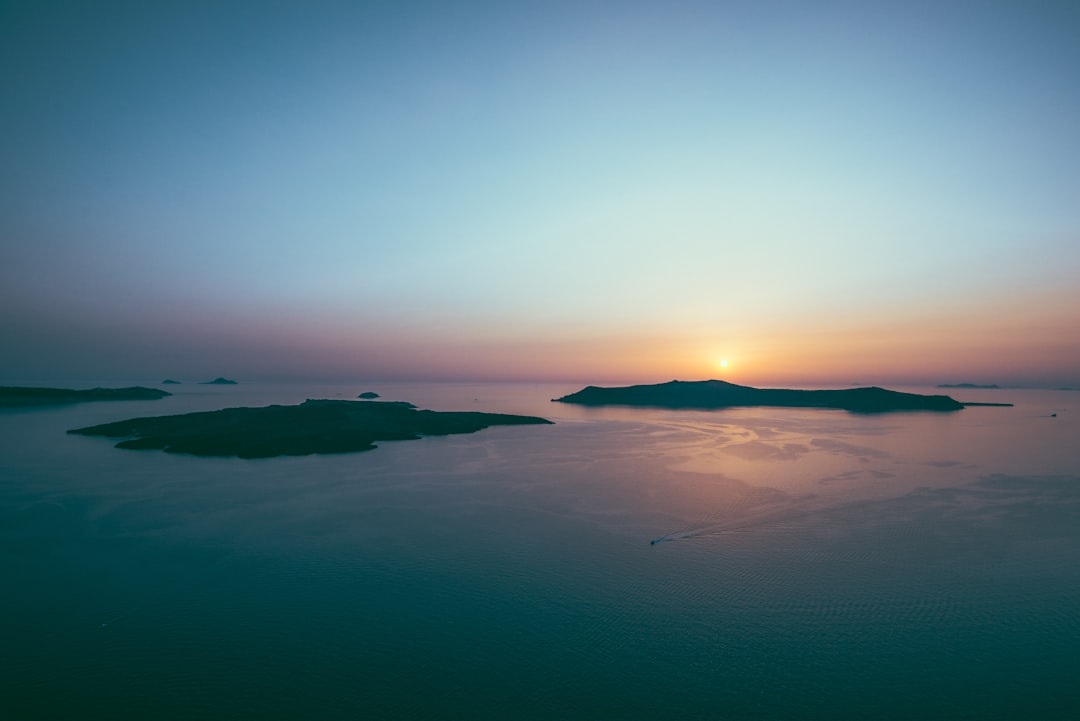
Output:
553,380,967,413
1,386,171,408
358,391,380,399
162,379,181,385
938,383,1000,389
68,399,553,458
201,377,237,385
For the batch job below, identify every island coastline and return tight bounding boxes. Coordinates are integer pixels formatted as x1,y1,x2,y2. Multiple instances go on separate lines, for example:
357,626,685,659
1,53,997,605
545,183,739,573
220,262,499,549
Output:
68,399,553,458
1,385,171,408
553,379,985,413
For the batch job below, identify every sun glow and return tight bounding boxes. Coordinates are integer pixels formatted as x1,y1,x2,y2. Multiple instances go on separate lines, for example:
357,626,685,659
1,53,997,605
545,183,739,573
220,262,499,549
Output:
708,351,737,376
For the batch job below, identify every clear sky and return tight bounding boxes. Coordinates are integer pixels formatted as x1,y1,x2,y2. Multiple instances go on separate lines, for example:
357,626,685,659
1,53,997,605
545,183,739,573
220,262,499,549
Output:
2,0,1078,387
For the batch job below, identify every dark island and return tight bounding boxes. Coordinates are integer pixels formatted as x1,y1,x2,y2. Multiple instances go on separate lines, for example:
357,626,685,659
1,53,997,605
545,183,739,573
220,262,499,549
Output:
554,379,969,413
938,383,1000,389
68,399,553,458
162,379,182,385
201,377,237,385
1,385,171,408
358,391,380,399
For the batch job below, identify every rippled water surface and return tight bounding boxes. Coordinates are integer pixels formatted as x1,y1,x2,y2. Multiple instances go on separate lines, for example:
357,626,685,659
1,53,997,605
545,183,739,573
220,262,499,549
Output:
2,382,1079,719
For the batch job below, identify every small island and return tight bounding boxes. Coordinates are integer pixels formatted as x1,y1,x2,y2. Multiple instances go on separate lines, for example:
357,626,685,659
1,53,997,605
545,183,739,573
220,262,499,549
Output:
201,377,237,385
68,399,553,458
554,379,970,413
162,379,182,385
937,383,1000,389
1,385,171,408
358,391,380,399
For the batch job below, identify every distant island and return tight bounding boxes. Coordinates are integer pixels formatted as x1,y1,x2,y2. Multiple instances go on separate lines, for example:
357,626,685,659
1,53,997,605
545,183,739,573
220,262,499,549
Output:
937,383,1000,389
554,380,970,413
358,391,380,399
68,399,553,458
201,377,237,385
1,385,171,408
162,379,182,384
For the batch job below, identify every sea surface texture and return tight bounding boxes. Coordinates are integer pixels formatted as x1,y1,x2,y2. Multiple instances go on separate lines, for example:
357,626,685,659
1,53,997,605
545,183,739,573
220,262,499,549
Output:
2,382,1078,720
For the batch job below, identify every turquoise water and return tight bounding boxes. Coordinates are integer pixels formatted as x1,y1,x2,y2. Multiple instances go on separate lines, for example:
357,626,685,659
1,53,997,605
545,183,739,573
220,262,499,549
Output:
2,382,1079,719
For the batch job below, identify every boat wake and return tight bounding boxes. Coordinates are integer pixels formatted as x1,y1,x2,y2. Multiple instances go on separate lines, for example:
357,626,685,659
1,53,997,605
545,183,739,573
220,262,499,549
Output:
650,501,822,545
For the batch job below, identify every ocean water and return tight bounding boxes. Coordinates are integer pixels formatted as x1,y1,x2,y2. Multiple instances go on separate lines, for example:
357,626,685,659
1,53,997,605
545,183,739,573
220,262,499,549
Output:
2,381,1078,720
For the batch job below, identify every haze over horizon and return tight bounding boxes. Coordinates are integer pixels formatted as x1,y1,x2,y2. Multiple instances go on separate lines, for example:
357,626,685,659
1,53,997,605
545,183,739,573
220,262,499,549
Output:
3,1,1078,388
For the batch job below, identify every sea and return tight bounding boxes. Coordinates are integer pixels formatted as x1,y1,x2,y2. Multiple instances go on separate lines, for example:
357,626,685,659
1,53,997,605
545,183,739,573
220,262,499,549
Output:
2,380,1078,720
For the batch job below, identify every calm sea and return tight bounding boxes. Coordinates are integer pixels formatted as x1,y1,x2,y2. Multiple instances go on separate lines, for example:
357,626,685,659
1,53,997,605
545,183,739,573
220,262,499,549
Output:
2,381,1078,720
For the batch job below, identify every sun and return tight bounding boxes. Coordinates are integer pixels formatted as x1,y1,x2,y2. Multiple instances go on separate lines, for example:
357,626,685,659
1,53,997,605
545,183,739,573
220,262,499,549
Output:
710,352,735,374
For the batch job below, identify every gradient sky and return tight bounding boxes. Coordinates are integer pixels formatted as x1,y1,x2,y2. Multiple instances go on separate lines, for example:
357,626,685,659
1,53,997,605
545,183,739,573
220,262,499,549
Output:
2,0,1078,386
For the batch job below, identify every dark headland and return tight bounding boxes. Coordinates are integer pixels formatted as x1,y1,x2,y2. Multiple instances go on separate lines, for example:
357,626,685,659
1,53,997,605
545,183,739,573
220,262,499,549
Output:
69,399,553,458
554,380,975,413
1,385,171,408
201,377,237,385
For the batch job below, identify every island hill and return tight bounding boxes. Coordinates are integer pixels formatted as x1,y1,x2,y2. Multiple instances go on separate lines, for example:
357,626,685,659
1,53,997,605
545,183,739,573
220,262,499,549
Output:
554,379,981,413
1,385,171,408
69,399,552,459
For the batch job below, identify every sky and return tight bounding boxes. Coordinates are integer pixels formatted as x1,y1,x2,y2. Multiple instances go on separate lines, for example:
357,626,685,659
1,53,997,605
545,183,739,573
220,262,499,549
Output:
2,0,1078,387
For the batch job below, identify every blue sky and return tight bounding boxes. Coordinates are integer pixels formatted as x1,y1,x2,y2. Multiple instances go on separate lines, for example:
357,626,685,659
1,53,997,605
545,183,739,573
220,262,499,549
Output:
2,0,1078,385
